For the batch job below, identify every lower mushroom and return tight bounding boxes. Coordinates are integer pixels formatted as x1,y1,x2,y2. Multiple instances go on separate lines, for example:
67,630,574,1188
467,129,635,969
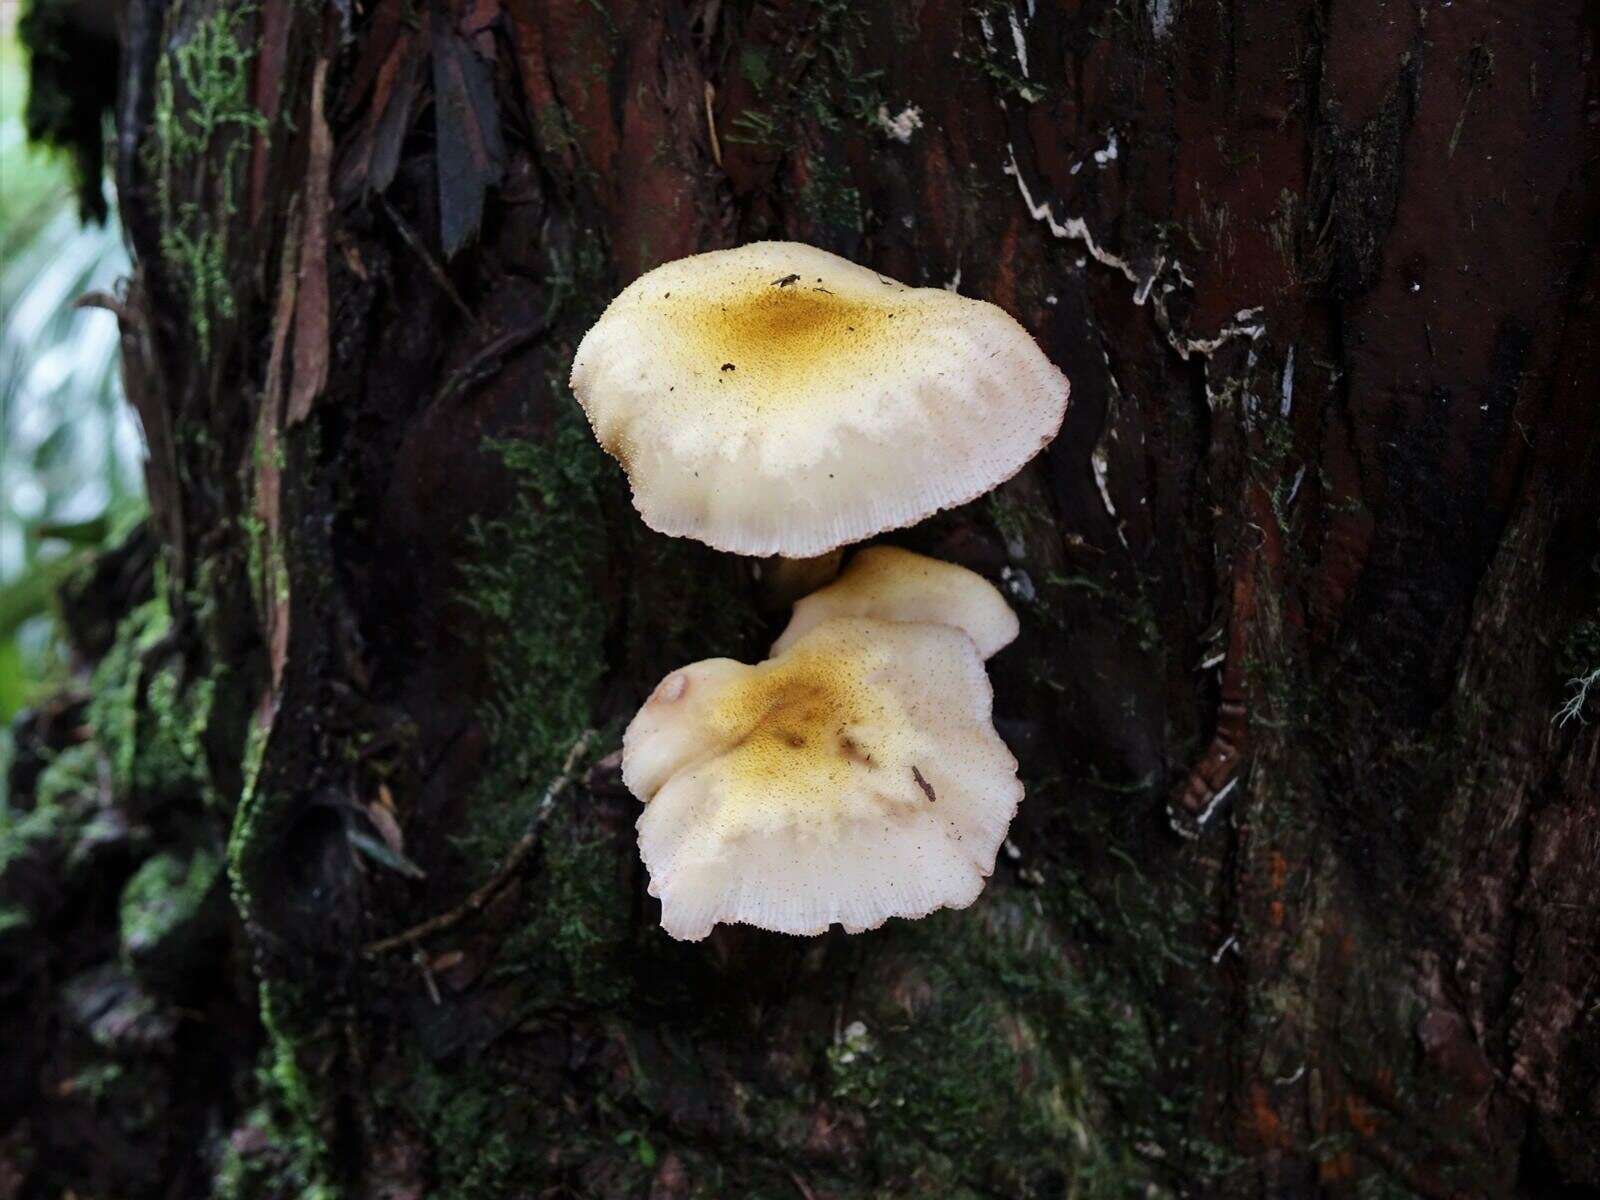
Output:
623,616,1023,940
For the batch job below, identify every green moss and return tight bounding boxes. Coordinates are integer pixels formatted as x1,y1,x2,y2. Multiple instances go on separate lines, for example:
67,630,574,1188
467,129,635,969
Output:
223,775,340,1194
227,781,343,1192
147,3,268,351
386,1051,557,1200
737,45,773,91
118,848,222,961
259,981,320,1130
492,808,632,1006
86,597,169,790
725,0,885,150
985,490,1033,558
456,404,609,864
239,511,267,606
213,1099,338,1200
33,740,101,808
0,788,71,878
62,1061,125,1100
810,842,1226,1197
450,383,643,1003
378,1039,672,1200
85,595,216,804
212,1107,281,1200
219,979,343,1197
826,894,1168,1196
369,381,635,1195
238,710,272,804
796,155,864,238
1037,569,1165,660
0,742,101,887
140,663,218,799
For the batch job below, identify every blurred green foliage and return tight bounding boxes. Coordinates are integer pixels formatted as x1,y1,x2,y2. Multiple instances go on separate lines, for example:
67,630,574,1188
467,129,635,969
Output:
1,19,145,744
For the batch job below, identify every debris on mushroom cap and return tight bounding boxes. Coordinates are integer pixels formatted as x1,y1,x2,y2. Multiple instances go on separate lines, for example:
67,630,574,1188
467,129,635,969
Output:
569,241,1070,558
623,616,1023,941
771,545,1019,660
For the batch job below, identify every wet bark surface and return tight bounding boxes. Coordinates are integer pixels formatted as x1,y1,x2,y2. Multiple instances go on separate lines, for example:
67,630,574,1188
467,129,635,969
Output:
4,2,1599,1197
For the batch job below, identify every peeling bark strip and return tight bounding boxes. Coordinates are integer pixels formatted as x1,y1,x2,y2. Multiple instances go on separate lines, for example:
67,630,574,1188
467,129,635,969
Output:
257,208,299,687
4,1,1597,1197
286,52,332,425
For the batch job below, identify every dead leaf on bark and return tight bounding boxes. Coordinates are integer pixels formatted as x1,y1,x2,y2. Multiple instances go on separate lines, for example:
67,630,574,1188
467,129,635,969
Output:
367,783,408,860
348,828,428,879
342,0,409,114
338,27,426,200
431,4,506,258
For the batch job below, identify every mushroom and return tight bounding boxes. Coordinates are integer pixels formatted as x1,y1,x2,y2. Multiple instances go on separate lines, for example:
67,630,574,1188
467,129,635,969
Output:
624,616,1023,940
771,544,1019,660
569,241,1069,558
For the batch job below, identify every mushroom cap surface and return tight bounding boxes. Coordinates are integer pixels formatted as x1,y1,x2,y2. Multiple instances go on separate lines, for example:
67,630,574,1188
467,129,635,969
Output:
623,617,1023,940
569,242,1070,557
771,545,1019,660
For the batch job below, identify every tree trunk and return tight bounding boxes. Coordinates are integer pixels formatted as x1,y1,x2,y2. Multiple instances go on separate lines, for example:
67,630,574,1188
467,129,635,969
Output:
5,1,1598,1197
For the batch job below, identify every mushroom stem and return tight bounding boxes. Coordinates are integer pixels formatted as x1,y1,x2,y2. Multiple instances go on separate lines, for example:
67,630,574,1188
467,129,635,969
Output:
759,550,844,612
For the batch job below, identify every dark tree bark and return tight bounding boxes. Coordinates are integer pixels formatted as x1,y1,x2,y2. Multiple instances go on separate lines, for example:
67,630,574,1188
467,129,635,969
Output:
5,2,1599,1197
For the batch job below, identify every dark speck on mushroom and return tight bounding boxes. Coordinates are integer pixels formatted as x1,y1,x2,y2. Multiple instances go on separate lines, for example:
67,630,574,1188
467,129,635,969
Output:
772,273,800,288
721,363,736,372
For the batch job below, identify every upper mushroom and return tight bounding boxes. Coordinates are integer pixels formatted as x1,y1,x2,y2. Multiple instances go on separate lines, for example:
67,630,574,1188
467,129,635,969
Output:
569,242,1070,557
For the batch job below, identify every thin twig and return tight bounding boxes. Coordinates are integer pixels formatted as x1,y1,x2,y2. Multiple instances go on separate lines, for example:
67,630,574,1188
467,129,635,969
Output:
430,315,548,412
362,729,597,956
73,290,132,322
377,194,485,333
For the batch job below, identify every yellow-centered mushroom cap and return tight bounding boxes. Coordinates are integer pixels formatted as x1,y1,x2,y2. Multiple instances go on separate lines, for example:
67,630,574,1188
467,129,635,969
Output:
569,242,1070,557
623,617,1023,940
772,545,1019,660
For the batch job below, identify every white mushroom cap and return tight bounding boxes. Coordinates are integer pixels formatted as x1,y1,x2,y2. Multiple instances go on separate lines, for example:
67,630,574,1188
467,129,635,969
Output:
771,545,1019,660
569,242,1069,557
623,617,1022,940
